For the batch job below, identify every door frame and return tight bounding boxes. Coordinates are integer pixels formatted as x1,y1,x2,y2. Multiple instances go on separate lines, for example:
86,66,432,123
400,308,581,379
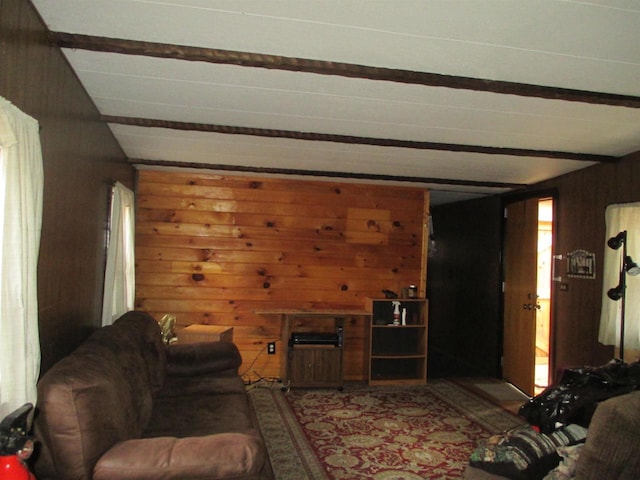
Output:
500,189,558,388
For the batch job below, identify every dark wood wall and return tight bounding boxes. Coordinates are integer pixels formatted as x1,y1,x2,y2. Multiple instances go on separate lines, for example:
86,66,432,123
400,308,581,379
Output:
430,152,640,379
135,169,429,382
0,0,135,373
535,152,640,370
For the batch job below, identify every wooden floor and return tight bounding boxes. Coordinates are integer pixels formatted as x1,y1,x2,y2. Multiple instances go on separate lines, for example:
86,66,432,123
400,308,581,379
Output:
452,377,531,415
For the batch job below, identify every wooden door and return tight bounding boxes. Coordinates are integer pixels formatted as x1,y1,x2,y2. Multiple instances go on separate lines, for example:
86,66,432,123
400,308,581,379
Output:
288,348,316,385
313,348,343,384
288,347,343,388
503,198,538,395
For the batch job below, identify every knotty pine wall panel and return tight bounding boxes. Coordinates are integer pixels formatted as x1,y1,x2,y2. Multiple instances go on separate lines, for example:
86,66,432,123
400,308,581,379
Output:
136,170,429,382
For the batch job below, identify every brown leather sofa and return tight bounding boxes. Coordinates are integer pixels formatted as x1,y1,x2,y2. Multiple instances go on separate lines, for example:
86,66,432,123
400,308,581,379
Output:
33,311,273,480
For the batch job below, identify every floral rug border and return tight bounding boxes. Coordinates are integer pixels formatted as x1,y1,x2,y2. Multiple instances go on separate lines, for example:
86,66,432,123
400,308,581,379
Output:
250,384,329,479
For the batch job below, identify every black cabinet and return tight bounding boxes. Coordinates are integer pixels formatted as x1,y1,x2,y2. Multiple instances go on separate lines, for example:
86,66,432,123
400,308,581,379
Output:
366,299,428,385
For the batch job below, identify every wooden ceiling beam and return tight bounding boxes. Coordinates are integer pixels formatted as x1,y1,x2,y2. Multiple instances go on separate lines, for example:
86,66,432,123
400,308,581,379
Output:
102,115,617,163
51,32,640,109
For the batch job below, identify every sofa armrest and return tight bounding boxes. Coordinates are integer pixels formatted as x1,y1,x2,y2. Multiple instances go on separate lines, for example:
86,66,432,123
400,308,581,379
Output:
575,390,640,479
165,341,242,377
93,432,265,480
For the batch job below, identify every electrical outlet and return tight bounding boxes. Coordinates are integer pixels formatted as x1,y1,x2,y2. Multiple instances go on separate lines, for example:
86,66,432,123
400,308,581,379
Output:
267,341,276,355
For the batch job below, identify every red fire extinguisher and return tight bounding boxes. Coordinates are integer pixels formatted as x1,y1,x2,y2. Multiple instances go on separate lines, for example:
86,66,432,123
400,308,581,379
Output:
0,403,36,480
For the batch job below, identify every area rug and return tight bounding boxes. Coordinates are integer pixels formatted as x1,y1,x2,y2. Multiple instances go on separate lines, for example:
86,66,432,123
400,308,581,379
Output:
249,379,525,479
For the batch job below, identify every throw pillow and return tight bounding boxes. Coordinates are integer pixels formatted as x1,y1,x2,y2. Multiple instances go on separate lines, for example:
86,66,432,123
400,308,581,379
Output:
469,423,587,480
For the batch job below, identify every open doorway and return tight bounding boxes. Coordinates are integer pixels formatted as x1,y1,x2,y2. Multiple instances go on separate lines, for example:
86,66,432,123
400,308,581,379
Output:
535,199,553,394
503,196,554,397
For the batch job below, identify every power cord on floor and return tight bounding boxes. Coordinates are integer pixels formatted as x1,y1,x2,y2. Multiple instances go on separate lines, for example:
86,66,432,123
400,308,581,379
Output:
245,372,282,390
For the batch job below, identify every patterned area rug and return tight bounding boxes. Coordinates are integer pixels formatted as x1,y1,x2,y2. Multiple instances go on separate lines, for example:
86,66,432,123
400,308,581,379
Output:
249,379,525,479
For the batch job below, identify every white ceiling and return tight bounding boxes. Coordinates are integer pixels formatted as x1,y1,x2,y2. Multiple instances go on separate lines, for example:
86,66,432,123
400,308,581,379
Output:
31,0,640,205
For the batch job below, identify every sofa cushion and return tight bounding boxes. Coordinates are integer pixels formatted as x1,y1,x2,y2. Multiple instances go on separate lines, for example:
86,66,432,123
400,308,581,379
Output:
158,374,246,398
144,391,255,438
469,423,587,480
574,390,640,479
94,432,266,480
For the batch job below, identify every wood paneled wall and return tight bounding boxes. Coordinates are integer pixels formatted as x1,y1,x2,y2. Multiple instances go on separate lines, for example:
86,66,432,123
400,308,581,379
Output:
430,152,640,379
534,152,640,370
136,170,429,382
1,0,135,372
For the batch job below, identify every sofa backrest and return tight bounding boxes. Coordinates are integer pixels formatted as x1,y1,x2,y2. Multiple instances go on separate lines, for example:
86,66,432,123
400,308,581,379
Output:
113,311,168,392
34,312,164,480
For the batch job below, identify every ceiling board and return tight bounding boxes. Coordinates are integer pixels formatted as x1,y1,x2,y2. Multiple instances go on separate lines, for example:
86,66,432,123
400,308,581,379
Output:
34,1,640,93
67,49,640,155
110,124,595,184
30,0,640,205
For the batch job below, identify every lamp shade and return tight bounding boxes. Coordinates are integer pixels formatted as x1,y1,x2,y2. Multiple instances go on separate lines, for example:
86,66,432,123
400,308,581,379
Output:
607,231,627,250
607,283,624,300
625,256,640,277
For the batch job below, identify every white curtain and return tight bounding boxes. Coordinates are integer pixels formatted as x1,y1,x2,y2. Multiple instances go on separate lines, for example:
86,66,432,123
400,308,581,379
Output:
599,202,640,354
101,182,135,326
0,98,43,418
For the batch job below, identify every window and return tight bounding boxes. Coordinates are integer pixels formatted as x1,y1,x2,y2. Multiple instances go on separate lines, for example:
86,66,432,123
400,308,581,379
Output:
101,182,135,326
599,202,640,359
0,97,44,418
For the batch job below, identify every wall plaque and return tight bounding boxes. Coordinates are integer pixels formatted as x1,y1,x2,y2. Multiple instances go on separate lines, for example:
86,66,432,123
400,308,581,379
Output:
567,250,596,279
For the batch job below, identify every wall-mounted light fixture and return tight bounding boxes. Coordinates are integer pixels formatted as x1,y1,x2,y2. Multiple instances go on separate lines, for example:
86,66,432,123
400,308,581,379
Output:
606,230,640,361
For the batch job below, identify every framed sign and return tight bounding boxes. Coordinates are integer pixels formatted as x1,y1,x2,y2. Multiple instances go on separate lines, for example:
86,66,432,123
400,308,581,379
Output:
567,250,596,279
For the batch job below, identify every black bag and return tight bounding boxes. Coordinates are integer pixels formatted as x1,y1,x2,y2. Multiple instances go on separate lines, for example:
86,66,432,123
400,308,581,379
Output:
518,359,640,433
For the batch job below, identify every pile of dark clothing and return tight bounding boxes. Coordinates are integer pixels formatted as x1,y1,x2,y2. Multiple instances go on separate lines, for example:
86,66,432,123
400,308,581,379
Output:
519,359,640,433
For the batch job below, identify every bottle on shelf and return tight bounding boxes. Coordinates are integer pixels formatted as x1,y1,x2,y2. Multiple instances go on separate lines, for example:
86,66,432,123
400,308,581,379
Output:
392,301,401,325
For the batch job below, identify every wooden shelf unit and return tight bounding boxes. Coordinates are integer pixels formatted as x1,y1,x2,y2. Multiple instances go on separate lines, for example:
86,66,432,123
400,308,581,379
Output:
366,298,428,386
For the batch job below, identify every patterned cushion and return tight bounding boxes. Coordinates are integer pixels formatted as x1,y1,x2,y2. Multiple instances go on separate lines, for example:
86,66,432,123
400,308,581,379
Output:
469,424,587,480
